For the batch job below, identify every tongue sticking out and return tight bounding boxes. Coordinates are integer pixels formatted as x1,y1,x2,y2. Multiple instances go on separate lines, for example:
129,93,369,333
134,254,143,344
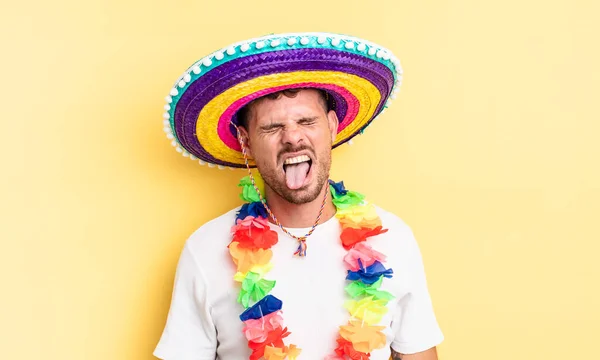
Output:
285,162,310,190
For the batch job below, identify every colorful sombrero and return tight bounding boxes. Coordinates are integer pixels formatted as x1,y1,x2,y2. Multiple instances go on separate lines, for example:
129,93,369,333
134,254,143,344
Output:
162,32,403,169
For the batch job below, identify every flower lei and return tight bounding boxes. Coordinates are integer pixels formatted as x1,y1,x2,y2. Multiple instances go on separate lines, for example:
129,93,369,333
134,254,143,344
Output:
228,176,394,360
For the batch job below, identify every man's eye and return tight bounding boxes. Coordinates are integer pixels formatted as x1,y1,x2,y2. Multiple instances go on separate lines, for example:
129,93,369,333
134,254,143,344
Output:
263,126,281,133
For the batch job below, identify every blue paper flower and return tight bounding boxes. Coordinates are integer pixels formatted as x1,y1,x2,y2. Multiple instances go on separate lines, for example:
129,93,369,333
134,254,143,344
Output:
239,294,283,321
236,202,268,221
346,260,394,285
328,179,348,196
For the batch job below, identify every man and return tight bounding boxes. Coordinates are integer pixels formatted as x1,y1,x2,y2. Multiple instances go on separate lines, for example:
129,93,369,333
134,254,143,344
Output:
156,33,443,360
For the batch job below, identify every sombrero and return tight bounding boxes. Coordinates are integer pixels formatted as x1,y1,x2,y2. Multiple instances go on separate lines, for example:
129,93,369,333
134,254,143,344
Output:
162,32,403,169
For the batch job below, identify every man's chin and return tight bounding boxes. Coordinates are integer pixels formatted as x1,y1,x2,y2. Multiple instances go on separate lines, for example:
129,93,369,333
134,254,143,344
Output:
257,167,327,205
280,185,322,205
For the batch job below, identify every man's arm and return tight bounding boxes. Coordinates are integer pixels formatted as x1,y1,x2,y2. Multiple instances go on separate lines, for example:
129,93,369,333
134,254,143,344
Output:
391,347,438,360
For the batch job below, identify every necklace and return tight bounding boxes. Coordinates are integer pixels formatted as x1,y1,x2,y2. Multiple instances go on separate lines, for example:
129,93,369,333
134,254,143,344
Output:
231,126,394,359
229,175,394,359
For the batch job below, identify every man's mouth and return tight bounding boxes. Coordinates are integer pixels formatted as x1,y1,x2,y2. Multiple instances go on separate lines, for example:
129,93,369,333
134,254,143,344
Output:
282,155,313,190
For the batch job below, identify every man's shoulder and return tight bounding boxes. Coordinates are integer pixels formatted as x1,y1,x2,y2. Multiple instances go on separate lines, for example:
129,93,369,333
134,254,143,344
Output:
371,205,424,271
373,204,413,235
190,206,240,237
183,206,240,256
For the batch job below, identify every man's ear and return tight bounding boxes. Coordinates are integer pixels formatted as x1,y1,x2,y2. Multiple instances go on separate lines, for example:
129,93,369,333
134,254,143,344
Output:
237,126,253,158
327,110,339,143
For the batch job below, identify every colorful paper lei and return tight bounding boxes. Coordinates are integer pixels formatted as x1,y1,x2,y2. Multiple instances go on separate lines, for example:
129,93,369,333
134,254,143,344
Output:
229,177,394,359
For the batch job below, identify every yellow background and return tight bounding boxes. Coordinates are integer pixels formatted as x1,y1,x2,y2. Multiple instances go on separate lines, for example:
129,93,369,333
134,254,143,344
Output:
2,0,599,359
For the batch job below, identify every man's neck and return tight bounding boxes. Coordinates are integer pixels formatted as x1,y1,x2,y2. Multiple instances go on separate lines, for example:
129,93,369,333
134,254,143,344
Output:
264,183,336,229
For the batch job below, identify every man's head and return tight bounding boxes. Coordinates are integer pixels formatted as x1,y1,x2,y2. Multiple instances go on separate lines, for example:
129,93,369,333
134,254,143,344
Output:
236,88,339,205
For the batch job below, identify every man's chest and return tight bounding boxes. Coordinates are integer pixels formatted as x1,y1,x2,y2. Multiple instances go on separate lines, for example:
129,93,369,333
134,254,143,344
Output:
208,234,405,359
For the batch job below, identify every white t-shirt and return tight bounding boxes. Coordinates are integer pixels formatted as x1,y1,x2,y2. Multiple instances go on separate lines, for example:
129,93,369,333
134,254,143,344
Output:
154,206,443,360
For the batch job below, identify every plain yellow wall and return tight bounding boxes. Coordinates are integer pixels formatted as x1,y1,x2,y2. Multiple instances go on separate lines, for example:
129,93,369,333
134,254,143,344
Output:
2,0,599,359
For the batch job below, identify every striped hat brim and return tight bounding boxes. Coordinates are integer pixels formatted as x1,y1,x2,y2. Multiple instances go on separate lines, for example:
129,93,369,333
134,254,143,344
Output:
162,32,403,169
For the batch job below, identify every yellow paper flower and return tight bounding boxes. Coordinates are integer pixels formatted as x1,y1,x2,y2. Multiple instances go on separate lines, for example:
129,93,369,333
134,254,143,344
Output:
285,344,301,360
233,272,245,282
339,215,382,230
253,171,265,195
249,262,274,277
233,262,274,282
336,203,379,224
344,297,389,325
339,319,387,353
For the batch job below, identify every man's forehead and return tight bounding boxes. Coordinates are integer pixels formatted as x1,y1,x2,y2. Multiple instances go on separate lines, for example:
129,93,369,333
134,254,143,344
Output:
250,89,326,123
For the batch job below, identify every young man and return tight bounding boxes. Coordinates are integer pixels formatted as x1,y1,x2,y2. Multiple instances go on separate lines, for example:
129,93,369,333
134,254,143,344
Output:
155,33,443,360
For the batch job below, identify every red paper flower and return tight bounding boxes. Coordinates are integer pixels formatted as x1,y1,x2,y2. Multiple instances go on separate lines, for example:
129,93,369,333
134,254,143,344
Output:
230,216,278,250
248,327,291,360
335,337,371,360
341,226,388,250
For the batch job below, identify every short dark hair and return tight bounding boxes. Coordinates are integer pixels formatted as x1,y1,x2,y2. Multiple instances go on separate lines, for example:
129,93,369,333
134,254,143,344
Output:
236,88,330,129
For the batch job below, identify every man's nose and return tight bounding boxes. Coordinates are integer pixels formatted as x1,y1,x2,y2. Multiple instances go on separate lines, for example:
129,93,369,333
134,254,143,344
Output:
281,123,305,146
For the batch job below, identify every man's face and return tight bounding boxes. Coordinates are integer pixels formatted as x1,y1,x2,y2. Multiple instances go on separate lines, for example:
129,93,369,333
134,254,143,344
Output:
242,89,339,205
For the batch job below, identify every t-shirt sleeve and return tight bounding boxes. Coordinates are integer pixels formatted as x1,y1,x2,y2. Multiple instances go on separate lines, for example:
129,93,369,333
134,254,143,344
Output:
390,227,444,354
154,242,217,360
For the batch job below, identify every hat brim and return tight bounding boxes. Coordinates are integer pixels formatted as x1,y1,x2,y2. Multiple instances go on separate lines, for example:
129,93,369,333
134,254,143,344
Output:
163,33,402,168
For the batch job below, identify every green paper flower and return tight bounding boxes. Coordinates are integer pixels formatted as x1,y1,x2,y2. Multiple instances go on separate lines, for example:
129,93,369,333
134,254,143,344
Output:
238,176,261,203
237,272,276,308
331,188,365,209
345,278,394,304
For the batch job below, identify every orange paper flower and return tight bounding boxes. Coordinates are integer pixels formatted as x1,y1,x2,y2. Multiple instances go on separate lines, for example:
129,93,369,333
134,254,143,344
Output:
339,319,387,353
263,344,301,360
263,345,287,360
284,344,302,360
228,242,272,273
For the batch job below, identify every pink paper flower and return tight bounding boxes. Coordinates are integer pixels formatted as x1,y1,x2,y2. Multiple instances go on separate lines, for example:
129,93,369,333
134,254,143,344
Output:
230,215,278,250
343,242,387,271
242,311,284,343
231,216,270,233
